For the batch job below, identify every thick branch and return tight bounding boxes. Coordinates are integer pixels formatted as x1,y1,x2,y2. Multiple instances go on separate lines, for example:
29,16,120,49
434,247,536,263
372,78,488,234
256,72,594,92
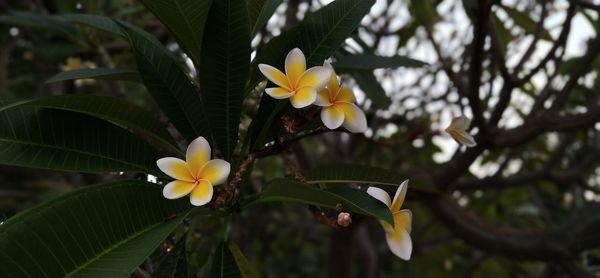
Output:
467,0,492,135
494,107,600,147
426,196,600,260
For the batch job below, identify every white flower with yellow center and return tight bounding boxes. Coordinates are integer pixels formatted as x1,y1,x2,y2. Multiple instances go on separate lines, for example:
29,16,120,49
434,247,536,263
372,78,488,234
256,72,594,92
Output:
157,136,231,206
367,180,413,260
258,48,332,108
60,57,96,72
444,115,476,147
314,62,367,133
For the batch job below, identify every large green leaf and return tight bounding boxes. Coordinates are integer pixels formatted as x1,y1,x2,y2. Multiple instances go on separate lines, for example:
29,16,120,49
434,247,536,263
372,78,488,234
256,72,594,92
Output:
303,164,438,194
200,0,251,160
46,68,140,83
4,95,180,155
298,0,375,66
209,241,244,278
152,239,188,278
352,71,390,109
0,180,192,277
60,14,124,36
140,0,213,67
303,164,406,185
118,21,211,143
332,54,428,71
246,99,288,151
0,105,162,175
492,13,511,54
228,242,259,278
0,12,77,40
252,178,393,224
247,0,283,36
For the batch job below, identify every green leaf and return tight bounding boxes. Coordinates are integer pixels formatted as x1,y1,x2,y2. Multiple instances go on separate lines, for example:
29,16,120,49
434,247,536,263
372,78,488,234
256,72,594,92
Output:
200,0,251,160
303,164,437,194
140,0,213,67
0,105,162,175
118,21,211,143
396,20,419,49
252,178,393,224
5,95,180,155
298,0,376,66
60,14,124,36
247,0,283,36
228,242,259,278
246,99,288,151
152,239,188,278
46,68,140,83
0,180,192,277
332,54,428,71
210,241,243,278
0,12,77,40
492,13,511,54
352,71,390,109
501,6,552,41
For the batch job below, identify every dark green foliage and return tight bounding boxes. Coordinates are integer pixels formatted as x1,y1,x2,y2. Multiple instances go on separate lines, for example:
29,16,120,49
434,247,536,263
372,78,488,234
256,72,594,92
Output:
0,181,191,277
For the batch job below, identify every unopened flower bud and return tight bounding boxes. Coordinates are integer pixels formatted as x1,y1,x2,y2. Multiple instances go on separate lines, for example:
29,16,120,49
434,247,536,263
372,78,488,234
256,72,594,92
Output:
337,212,352,227
254,80,268,94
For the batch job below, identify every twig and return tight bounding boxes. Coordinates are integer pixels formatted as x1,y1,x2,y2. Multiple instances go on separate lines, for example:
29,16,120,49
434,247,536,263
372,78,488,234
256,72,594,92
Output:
280,152,305,182
214,154,256,207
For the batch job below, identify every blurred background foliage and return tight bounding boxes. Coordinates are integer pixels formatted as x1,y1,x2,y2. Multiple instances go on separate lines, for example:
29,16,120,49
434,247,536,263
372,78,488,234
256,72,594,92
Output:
1,0,600,277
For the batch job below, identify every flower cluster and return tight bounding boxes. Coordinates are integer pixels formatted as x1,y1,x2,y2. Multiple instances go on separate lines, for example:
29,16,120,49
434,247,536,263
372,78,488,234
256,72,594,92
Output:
259,48,367,133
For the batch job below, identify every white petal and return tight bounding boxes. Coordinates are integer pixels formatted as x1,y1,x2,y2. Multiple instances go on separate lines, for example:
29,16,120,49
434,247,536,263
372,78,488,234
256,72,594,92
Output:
190,180,213,206
395,209,412,234
386,228,412,260
285,48,306,86
297,66,332,89
314,89,332,107
339,103,368,133
186,136,211,178
157,157,194,182
265,87,294,99
448,130,477,147
391,180,408,212
258,64,291,90
446,115,471,131
367,187,391,207
320,106,344,129
199,159,231,185
162,180,196,199
290,87,317,108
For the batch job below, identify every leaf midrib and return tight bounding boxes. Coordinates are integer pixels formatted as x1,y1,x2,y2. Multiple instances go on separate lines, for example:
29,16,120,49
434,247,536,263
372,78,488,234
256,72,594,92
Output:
305,179,398,186
142,48,203,139
19,101,181,155
304,0,367,63
0,138,154,173
64,220,163,277
172,0,202,57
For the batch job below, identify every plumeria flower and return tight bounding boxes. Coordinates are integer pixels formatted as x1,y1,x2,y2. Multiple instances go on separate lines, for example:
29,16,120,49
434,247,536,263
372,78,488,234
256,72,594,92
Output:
367,180,412,260
314,62,368,133
60,57,96,72
157,136,231,206
444,115,476,147
258,48,332,108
